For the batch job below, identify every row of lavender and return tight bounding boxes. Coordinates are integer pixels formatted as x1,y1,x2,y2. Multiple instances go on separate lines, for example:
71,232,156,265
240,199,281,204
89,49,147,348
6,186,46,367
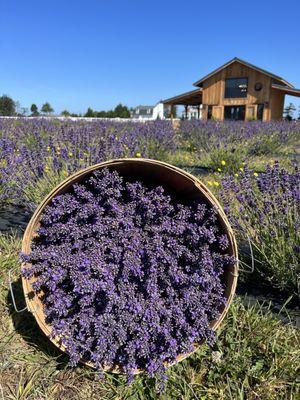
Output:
178,120,300,296
1,118,299,296
0,118,176,209
179,119,300,171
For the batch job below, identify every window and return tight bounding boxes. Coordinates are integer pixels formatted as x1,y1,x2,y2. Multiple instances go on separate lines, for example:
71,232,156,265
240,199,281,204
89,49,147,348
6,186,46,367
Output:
225,77,248,98
207,105,213,120
257,104,264,120
224,106,245,121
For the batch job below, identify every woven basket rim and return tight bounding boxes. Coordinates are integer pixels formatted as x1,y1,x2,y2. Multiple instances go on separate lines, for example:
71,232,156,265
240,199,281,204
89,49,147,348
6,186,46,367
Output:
21,158,238,374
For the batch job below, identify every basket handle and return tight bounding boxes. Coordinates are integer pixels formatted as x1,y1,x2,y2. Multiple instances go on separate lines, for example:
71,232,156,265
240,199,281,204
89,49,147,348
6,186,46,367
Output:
8,269,28,313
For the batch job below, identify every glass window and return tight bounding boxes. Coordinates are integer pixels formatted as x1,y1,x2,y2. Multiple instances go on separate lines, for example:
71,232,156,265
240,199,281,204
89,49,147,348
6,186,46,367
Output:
225,77,248,98
257,104,264,120
207,105,213,120
224,105,245,121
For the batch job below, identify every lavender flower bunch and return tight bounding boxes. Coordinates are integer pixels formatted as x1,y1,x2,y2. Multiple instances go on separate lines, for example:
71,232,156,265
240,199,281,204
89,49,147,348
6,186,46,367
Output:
22,168,233,381
219,161,300,296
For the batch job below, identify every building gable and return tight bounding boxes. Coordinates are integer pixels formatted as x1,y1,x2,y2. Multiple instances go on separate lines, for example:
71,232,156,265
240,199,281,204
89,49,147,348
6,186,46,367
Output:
202,61,272,105
193,57,294,88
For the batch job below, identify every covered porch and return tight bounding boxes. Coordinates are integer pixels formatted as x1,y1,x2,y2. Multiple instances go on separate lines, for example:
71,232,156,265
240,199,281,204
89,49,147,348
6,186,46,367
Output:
163,88,203,119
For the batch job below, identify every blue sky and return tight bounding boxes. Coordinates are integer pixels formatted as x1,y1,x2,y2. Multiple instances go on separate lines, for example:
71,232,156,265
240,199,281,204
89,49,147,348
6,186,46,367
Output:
1,0,300,115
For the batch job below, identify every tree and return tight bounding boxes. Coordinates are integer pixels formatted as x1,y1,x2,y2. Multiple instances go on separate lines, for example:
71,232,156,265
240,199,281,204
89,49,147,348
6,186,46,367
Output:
0,95,16,116
41,102,54,115
114,103,130,118
283,103,296,120
84,107,95,117
61,110,71,117
106,110,116,118
30,104,39,116
96,110,107,118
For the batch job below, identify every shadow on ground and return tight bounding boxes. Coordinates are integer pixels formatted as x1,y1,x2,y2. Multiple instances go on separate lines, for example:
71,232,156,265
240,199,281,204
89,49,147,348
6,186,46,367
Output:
0,204,32,237
6,276,70,369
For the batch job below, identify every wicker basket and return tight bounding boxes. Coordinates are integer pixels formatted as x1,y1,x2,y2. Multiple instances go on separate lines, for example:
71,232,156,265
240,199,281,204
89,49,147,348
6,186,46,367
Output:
21,158,238,373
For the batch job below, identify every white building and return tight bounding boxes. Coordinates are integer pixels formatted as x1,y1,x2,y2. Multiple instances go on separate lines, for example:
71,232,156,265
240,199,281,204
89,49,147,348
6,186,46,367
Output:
130,102,171,120
130,105,154,120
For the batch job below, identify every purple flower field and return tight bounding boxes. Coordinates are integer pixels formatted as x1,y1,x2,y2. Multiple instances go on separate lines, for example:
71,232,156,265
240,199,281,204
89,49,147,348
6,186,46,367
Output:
178,119,300,172
0,118,176,208
219,161,300,296
0,117,299,396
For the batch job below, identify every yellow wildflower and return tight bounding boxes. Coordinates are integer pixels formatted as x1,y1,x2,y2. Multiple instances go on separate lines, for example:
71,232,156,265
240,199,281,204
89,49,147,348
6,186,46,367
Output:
253,172,258,177
47,146,51,152
207,181,213,186
239,167,244,172
213,181,220,187
221,160,226,166
44,166,50,172
234,173,239,177
217,168,222,172
135,152,141,157
68,151,73,157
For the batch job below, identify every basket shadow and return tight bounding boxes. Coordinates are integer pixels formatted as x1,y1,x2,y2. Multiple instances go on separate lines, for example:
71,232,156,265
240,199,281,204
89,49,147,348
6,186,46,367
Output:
0,204,32,237
6,276,70,369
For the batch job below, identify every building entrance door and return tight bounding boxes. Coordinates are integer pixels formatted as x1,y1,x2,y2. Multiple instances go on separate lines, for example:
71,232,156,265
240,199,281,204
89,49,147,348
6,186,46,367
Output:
224,105,245,120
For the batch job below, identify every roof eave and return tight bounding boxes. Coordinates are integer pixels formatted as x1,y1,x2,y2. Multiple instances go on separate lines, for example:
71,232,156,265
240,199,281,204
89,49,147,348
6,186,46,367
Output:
272,84,300,97
162,88,202,105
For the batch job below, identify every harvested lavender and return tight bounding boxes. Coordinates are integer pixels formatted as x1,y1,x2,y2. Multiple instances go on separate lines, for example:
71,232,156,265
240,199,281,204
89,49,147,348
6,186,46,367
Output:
22,168,234,381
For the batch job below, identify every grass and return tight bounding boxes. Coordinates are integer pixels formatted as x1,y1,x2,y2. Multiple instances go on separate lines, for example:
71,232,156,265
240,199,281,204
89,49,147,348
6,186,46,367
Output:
0,232,299,400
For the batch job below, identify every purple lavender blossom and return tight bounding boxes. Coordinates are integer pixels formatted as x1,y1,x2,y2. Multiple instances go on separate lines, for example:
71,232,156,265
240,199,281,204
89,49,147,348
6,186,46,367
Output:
22,168,234,381
219,161,300,296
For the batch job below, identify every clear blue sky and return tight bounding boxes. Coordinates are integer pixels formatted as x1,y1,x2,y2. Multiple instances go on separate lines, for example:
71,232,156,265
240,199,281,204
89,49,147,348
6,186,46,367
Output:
1,0,300,114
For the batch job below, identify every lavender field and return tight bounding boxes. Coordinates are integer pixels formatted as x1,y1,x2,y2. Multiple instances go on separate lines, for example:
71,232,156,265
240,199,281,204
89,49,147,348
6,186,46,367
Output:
0,117,299,399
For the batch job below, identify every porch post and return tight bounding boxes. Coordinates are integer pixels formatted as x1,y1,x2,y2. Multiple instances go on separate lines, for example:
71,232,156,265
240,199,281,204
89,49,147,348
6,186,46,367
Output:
197,105,200,119
185,105,188,119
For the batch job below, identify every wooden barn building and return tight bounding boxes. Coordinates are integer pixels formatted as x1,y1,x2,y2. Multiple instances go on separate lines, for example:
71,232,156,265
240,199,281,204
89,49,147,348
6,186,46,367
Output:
163,57,300,121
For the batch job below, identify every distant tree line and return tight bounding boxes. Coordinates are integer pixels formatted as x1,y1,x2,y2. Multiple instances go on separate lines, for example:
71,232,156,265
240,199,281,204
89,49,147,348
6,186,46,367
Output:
0,94,131,119
83,104,130,118
1,94,300,120
0,95,55,116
